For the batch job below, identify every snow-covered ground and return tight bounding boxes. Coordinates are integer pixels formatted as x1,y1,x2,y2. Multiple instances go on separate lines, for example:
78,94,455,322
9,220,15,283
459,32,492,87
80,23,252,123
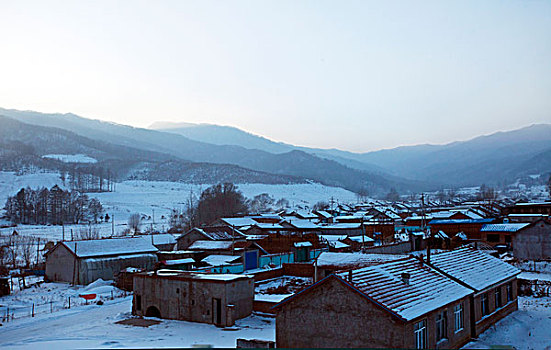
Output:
463,296,551,350
0,283,275,349
0,171,358,241
41,154,98,164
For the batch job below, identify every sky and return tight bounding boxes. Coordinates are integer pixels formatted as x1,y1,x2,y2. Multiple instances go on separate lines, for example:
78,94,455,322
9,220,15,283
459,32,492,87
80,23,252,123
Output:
1,0,550,152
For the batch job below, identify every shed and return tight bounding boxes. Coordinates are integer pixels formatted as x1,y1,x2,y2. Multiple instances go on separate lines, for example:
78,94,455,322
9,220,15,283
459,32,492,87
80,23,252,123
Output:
45,237,158,285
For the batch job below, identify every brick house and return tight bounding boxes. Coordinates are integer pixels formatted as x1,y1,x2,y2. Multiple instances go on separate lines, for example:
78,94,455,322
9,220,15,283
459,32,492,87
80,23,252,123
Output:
274,257,473,348
427,247,520,337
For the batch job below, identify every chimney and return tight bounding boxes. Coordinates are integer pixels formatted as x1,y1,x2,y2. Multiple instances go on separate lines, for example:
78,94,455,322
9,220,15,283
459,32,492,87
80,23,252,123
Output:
401,272,411,285
348,270,353,282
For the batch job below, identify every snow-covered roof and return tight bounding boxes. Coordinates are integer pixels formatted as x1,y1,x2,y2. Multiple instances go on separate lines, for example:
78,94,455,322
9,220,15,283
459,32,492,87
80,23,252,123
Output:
294,241,312,248
346,235,374,243
328,258,473,321
220,217,258,227
253,222,285,230
61,237,158,258
201,255,241,266
429,218,494,225
283,219,320,229
333,241,350,249
428,248,521,292
193,226,244,240
314,210,332,219
162,258,195,265
320,223,362,230
435,231,449,239
188,240,234,250
316,252,402,268
151,234,176,245
481,223,530,233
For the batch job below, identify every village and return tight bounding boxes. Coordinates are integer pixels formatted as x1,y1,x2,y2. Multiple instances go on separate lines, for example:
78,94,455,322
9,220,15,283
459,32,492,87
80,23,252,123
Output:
1,195,550,349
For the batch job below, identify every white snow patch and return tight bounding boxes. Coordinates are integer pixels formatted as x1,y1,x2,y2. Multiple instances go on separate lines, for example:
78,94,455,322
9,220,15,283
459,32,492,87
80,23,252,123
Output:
42,154,97,163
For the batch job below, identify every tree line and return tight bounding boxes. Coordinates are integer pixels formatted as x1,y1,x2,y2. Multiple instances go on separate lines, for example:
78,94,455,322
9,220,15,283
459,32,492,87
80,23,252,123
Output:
4,185,104,225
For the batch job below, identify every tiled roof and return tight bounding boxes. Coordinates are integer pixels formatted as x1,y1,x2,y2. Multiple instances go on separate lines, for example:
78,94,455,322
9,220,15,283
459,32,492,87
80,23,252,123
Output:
481,223,530,232
334,258,472,321
428,247,520,292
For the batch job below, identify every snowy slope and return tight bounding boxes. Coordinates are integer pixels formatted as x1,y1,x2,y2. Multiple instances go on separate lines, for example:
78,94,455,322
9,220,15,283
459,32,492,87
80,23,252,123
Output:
0,172,358,241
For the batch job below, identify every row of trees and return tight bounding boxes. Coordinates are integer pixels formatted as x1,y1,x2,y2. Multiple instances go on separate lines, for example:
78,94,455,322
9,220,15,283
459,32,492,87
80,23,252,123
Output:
60,165,115,193
4,185,103,225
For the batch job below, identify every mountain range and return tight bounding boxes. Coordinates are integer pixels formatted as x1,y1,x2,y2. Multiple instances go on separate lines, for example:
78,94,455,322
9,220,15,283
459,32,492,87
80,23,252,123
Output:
1,107,550,196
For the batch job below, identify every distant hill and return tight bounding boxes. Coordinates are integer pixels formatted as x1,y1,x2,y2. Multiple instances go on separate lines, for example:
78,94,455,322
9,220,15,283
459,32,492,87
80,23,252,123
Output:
152,118,551,187
0,115,304,185
0,108,417,195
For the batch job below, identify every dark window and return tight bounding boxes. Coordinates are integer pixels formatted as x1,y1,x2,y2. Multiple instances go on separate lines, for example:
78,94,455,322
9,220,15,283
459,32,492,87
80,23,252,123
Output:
136,295,142,311
505,235,511,243
176,288,180,294
481,293,489,316
487,234,500,243
506,283,513,302
495,288,502,309
436,311,447,341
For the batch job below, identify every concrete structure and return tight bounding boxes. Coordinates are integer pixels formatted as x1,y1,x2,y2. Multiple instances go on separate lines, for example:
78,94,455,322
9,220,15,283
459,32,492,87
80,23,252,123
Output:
45,237,158,285
512,219,551,260
275,257,473,348
133,270,254,327
427,247,520,337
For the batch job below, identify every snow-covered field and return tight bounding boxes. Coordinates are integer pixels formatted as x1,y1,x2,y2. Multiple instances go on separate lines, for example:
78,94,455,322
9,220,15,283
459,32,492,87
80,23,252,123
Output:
0,171,358,241
41,154,98,164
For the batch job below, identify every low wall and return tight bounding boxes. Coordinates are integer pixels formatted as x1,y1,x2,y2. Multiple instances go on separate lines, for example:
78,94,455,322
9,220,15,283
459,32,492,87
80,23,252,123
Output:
253,300,277,315
250,267,284,282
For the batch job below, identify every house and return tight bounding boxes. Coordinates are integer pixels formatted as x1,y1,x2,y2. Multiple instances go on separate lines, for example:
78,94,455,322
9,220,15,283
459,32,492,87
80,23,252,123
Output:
428,218,495,240
176,226,245,250
133,270,254,327
427,247,520,337
512,219,551,260
274,257,473,348
480,223,530,247
45,237,158,285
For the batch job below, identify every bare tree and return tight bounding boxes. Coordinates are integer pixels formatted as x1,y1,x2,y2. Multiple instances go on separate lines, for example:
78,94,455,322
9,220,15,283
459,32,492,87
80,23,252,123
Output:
128,213,142,235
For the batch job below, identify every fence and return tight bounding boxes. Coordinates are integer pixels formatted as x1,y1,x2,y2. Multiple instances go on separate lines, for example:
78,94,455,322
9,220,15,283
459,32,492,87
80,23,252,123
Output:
1,289,129,323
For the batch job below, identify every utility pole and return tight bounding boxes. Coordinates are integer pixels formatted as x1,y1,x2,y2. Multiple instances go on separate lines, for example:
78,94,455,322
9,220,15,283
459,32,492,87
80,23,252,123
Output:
112,215,115,236
231,224,235,256
421,193,430,263
361,217,365,251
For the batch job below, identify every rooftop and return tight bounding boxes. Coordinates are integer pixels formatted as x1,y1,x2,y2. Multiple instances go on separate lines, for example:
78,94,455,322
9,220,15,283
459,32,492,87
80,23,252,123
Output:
61,237,158,258
428,247,520,292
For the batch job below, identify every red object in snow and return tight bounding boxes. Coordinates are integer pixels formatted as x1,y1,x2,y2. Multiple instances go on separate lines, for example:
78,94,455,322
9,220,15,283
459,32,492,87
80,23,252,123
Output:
79,293,97,300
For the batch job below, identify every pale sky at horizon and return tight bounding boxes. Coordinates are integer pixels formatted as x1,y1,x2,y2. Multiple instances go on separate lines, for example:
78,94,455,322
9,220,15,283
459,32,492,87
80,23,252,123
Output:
1,0,550,152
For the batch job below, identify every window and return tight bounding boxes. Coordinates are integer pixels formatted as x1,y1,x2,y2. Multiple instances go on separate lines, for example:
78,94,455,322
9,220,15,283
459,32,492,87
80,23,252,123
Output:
136,295,142,311
436,311,447,342
487,234,500,243
414,319,427,349
495,288,502,309
454,303,464,332
506,283,513,302
505,235,511,243
481,293,489,316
